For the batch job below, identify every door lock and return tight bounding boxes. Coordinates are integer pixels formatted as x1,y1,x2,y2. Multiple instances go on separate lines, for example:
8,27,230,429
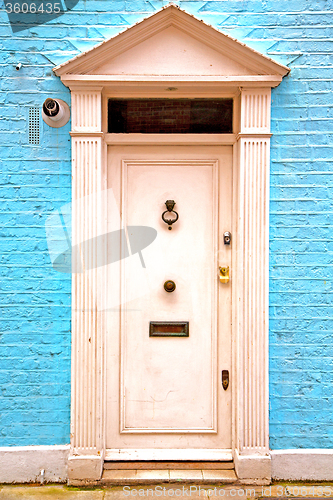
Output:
223,231,231,245
219,266,229,284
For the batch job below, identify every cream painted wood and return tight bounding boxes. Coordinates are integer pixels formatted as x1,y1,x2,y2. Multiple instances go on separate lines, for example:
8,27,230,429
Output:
54,5,289,80
105,449,233,461
121,161,218,434
54,4,289,483
240,88,271,134
104,134,237,146
71,90,102,132
68,91,107,481
232,88,271,482
106,146,232,456
91,26,255,77
237,137,270,452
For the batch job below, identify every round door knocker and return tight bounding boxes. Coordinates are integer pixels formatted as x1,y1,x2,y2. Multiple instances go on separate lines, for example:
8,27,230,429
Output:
164,280,176,293
162,200,179,230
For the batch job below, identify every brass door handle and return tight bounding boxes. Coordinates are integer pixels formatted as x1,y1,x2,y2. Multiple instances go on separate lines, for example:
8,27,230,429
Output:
219,266,229,284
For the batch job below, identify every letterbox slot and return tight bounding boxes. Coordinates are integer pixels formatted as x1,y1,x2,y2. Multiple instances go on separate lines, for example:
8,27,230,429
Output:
149,321,189,337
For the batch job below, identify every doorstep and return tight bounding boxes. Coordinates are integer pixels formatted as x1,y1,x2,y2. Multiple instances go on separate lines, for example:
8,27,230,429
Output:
100,468,238,485
104,461,235,470
69,468,238,486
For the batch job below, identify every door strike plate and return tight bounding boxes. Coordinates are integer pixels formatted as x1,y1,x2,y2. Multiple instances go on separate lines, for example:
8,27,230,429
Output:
219,266,229,284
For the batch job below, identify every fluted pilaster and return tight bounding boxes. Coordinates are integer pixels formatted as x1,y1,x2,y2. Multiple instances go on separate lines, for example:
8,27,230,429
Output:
234,88,271,481
68,90,106,481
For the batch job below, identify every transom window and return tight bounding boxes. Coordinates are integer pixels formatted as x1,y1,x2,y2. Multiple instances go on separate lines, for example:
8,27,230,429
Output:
108,98,233,134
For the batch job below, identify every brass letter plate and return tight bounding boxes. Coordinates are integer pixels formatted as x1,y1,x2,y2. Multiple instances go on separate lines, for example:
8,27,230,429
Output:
149,321,189,337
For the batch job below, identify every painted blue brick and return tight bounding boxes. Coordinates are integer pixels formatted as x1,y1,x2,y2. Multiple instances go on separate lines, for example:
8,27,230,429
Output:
222,12,333,27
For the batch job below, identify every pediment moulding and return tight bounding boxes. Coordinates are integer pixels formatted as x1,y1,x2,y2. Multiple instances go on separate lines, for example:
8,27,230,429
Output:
54,4,289,90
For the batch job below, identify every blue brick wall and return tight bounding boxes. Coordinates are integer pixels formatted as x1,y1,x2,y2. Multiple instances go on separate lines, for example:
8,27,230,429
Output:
270,74,333,447
0,0,332,448
0,25,72,444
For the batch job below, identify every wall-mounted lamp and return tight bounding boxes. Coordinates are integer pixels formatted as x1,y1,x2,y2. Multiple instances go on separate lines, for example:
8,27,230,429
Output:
42,98,70,128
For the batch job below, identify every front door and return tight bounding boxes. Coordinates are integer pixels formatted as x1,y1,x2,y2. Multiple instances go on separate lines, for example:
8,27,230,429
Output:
106,145,232,460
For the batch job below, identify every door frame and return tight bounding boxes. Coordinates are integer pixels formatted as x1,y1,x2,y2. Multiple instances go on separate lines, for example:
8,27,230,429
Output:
54,5,289,483
65,85,272,483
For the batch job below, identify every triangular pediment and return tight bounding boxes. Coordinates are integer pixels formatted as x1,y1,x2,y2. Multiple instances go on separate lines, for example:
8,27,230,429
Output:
54,4,289,81
90,25,256,77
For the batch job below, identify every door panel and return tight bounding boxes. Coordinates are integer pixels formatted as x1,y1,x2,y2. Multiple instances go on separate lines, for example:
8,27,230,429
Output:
106,146,232,454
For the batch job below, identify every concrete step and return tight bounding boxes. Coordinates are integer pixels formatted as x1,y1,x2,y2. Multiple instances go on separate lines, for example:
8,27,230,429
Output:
104,461,234,470
101,469,238,485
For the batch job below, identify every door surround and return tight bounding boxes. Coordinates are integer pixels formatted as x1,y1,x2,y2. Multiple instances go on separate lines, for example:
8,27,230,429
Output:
54,4,289,484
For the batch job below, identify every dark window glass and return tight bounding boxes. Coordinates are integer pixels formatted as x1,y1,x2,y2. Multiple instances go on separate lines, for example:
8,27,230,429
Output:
108,99,233,134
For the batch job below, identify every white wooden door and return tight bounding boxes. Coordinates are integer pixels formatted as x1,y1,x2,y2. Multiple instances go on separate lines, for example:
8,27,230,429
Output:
106,145,232,459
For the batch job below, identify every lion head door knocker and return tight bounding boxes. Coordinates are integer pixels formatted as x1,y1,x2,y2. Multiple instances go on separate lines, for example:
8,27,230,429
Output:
162,200,179,230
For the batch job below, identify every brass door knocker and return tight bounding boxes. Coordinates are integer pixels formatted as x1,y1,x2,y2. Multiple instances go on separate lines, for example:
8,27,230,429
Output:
162,200,179,230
